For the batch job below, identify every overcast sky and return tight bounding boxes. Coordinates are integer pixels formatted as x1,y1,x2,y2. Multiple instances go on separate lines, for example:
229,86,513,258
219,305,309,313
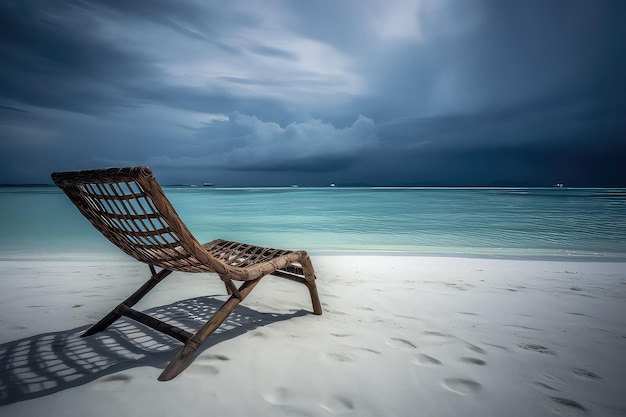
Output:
1,0,624,186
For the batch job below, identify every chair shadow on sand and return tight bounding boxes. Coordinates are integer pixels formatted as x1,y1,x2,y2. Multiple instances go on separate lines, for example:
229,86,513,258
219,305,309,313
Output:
0,295,307,405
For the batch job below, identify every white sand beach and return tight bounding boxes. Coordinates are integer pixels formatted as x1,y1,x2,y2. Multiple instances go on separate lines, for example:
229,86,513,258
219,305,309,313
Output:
1,255,625,416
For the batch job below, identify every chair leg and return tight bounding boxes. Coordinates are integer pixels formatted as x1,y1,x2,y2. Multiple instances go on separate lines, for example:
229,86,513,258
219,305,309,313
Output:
158,278,262,381
304,280,322,316
82,267,173,337
300,254,323,315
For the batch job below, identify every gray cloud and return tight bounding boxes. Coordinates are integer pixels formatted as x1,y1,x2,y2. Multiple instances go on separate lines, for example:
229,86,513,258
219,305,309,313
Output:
0,0,624,186
201,113,376,170
72,0,217,36
249,44,298,60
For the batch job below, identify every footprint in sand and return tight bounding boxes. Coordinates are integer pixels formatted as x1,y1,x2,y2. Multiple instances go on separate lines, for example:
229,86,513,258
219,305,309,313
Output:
263,386,298,405
386,338,417,349
550,397,587,414
323,308,348,315
460,357,486,365
95,374,132,391
423,331,451,338
324,352,356,363
483,343,510,351
442,378,482,396
539,371,566,386
323,347,380,363
454,311,484,323
355,347,381,356
263,387,313,409
572,368,601,380
466,344,486,355
445,282,468,291
190,354,230,375
412,353,442,366
321,395,355,413
189,358,220,375
517,343,555,355
533,382,559,392
203,353,230,361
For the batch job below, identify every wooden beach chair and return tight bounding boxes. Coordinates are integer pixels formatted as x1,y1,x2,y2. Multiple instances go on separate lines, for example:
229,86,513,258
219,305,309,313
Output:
51,166,322,381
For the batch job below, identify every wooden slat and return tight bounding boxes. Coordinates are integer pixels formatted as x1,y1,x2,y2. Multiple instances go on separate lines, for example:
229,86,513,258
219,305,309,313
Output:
118,305,193,344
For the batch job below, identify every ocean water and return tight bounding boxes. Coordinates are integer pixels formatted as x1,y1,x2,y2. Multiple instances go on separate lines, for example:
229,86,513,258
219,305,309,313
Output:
1,186,625,261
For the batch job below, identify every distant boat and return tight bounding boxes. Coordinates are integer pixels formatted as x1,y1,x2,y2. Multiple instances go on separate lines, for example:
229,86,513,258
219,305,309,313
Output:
330,183,336,187
203,182,215,187
291,185,299,188
553,183,564,188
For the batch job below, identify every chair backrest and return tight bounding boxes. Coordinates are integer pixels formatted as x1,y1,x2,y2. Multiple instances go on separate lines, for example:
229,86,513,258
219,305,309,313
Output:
51,166,218,272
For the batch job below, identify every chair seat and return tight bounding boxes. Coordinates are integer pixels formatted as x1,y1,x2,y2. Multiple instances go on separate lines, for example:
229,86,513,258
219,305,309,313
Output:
144,239,304,277
203,239,307,280
202,239,294,268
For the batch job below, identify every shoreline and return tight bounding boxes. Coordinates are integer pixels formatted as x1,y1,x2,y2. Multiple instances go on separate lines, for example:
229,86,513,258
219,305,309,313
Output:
2,248,626,263
1,255,625,416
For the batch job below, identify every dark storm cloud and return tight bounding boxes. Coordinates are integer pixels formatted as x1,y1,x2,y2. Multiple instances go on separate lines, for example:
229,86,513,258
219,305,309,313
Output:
369,79,626,186
0,105,29,115
0,0,624,185
0,0,161,113
358,0,625,119
0,0,268,115
221,154,357,173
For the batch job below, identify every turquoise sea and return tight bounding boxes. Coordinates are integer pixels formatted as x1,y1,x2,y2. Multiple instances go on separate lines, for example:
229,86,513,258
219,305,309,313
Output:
1,186,625,261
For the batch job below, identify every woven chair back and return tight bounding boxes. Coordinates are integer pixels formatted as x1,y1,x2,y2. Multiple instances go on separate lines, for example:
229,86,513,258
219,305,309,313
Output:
51,167,208,271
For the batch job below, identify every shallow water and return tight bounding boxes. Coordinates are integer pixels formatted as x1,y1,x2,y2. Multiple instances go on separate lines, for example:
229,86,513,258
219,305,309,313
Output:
1,186,625,260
